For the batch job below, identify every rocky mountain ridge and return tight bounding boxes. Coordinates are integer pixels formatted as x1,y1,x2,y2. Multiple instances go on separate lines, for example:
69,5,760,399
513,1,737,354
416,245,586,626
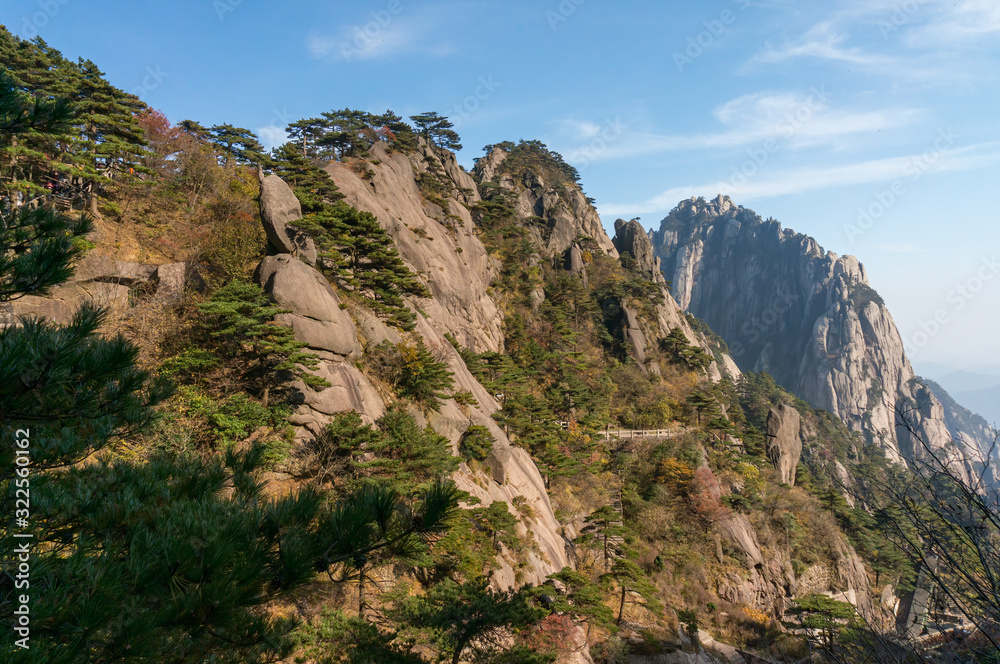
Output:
649,194,989,469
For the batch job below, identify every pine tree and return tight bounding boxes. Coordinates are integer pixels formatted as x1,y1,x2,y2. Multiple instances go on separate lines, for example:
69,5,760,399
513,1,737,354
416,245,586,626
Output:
178,118,211,141
373,109,418,152
268,146,429,330
0,30,150,210
209,123,265,165
1,76,330,661
9,445,326,663
319,108,372,159
0,74,167,475
409,112,462,151
397,578,549,664
319,479,460,617
578,506,628,572
601,558,662,626
285,116,329,159
546,567,616,631
196,280,327,404
315,405,459,495
269,142,344,213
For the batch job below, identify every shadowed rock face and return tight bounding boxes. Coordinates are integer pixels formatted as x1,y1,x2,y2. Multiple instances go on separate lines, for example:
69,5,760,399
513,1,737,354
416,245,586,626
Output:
650,194,974,464
766,404,802,485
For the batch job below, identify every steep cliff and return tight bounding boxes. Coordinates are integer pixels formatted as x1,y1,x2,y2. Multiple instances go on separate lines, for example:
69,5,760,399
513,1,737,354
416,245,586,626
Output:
649,195,982,464
325,141,504,353
256,166,569,588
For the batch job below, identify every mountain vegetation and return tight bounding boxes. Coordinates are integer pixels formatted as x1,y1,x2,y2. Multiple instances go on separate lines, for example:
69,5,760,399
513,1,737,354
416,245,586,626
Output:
1,27,998,664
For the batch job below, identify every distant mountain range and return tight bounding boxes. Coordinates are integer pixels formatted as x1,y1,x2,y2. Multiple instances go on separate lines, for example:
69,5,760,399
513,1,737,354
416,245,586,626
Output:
918,369,1000,427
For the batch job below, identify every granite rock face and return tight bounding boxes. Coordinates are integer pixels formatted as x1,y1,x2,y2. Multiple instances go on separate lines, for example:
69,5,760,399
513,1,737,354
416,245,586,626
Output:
650,194,977,463
613,218,665,285
472,146,740,382
325,141,504,353
0,251,191,327
255,160,570,590
254,254,360,359
473,147,617,258
765,404,802,485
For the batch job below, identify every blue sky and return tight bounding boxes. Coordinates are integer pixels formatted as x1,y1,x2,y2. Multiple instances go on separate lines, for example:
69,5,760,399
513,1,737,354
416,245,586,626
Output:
3,0,998,374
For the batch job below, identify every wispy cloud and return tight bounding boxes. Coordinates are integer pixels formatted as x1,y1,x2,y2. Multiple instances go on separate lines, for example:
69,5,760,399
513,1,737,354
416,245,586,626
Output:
562,90,916,163
307,22,417,60
902,0,1000,47
306,10,456,62
559,119,603,141
599,141,1000,216
755,22,894,66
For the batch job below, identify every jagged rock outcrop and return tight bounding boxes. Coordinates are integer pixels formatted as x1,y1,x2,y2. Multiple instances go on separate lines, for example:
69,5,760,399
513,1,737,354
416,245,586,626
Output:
610,214,739,380
765,405,802,485
473,147,740,382
613,218,665,285
473,147,617,258
650,194,973,463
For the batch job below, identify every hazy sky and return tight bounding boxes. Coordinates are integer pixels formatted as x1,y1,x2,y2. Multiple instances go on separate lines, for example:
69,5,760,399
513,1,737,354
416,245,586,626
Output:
4,0,998,372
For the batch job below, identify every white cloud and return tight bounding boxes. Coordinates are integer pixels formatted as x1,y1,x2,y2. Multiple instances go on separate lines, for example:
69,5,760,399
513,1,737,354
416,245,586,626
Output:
257,125,289,151
599,141,1000,216
562,90,915,164
559,119,603,141
305,4,465,63
902,0,1000,47
307,22,419,61
755,22,895,66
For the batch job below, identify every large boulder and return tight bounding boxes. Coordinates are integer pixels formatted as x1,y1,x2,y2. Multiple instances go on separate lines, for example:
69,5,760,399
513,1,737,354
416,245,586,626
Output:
154,262,187,303
259,172,317,263
255,254,360,358
765,404,802,485
718,513,765,569
287,360,384,426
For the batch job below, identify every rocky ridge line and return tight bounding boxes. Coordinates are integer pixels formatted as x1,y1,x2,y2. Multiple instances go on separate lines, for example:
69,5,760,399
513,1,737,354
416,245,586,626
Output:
650,195,975,467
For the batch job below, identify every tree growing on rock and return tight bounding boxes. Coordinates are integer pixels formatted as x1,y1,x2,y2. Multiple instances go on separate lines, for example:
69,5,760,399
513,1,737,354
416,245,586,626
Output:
195,280,327,404
409,111,462,151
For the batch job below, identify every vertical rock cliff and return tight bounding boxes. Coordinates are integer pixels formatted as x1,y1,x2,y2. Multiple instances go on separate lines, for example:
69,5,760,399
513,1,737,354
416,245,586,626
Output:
650,194,982,465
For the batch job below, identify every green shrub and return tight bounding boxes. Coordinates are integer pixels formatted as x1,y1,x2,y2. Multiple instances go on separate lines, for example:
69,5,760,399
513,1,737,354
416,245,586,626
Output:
368,340,454,408
159,348,219,377
459,425,495,462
